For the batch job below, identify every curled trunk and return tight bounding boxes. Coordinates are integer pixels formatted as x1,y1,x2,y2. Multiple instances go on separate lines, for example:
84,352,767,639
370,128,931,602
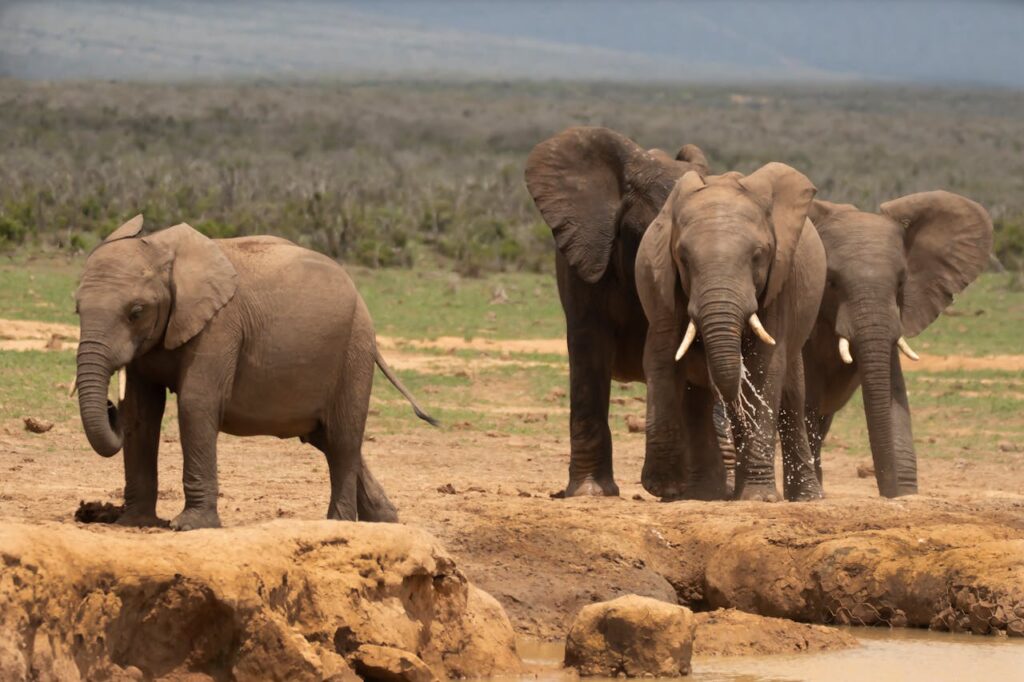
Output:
76,340,122,457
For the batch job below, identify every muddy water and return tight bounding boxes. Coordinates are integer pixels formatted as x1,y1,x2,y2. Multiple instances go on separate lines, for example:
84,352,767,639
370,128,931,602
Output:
517,628,1024,682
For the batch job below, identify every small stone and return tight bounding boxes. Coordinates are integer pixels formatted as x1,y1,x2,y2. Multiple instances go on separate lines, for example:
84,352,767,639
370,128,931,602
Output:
856,462,874,478
23,417,54,434
1007,619,1024,638
624,415,646,433
998,441,1020,453
436,483,457,495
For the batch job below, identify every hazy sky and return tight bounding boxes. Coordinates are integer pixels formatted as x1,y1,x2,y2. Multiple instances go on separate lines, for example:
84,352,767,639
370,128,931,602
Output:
1,1,1021,86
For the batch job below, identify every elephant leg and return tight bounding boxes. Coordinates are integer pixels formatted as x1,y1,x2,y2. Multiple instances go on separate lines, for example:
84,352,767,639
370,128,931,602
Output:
564,320,618,497
890,355,919,496
171,398,223,531
732,353,783,502
779,358,824,501
680,386,727,500
640,321,688,499
357,462,399,522
116,369,167,527
805,411,834,485
320,352,375,521
712,398,737,498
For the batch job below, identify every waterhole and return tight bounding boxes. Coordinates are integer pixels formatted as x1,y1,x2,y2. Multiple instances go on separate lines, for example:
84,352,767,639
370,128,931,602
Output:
516,628,1024,682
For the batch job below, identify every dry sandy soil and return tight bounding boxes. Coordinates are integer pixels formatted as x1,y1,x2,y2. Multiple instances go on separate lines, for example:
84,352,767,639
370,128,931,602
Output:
2,319,1024,646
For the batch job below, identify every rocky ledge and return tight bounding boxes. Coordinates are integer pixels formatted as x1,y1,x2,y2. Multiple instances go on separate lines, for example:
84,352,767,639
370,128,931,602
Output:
0,521,521,681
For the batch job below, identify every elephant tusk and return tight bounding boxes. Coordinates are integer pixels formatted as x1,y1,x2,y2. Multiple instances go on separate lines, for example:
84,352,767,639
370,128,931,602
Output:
675,321,698,361
68,376,77,398
118,368,127,402
748,314,776,346
838,337,853,364
897,336,920,361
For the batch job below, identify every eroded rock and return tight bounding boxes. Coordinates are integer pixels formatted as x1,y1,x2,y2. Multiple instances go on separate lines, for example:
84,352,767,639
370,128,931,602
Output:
564,595,695,677
0,520,520,681
693,609,857,657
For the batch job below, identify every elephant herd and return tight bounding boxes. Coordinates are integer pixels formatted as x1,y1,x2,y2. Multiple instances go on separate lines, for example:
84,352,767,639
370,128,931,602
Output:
525,126,994,503
70,125,992,530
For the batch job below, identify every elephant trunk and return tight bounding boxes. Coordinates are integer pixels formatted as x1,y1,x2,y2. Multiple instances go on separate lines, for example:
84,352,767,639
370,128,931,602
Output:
76,339,123,457
855,330,899,497
697,296,746,403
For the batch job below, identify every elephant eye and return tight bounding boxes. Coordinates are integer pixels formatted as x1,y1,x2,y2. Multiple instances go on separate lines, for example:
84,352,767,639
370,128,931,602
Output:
128,304,144,321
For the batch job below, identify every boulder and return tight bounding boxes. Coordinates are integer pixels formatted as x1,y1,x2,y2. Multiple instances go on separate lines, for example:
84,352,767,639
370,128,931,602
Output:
0,520,520,681
564,595,695,677
693,609,857,657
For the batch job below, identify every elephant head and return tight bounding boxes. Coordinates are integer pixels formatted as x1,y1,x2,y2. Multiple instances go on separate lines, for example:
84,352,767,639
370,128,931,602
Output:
809,191,993,495
74,216,237,457
525,127,709,284
637,163,816,402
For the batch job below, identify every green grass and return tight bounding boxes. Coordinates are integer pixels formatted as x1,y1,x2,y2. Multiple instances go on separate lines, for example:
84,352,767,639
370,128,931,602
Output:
0,256,80,325
0,350,78,421
912,273,1024,357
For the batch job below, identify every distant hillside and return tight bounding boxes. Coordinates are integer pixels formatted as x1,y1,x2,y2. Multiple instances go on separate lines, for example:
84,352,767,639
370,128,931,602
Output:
0,0,1021,86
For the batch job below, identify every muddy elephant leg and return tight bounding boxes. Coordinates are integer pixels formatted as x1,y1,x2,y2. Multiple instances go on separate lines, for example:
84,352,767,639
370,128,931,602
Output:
564,319,618,497
712,398,737,498
680,386,727,500
779,358,824,501
116,369,167,527
890,355,918,495
732,353,784,502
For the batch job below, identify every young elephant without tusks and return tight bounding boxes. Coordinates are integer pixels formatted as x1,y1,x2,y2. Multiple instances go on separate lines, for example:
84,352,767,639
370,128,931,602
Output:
73,216,436,530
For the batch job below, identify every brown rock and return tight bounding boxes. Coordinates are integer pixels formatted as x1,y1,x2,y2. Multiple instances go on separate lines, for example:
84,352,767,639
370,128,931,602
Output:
564,595,695,677
693,609,857,657
0,521,520,681
624,415,646,433
349,645,438,682
23,417,54,433
856,462,874,478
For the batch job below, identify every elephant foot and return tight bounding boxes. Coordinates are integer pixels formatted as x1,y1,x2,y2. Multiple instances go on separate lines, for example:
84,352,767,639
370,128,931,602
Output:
879,484,919,499
169,507,222,531
564,475,620,498
116,510,169,528
735,481,781,502
784,475,825,502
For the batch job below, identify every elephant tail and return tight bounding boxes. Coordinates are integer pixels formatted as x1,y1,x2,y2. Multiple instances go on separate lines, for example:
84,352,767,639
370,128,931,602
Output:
373,347,440,427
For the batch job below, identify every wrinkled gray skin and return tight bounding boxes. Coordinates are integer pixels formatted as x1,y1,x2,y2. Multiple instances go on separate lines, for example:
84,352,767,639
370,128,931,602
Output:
525,127,710,498
793,192,993,497
636,164,826,502
74,217,435,530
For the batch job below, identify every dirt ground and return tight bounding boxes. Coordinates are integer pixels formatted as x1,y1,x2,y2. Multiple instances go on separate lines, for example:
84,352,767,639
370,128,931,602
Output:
2,319,1024,643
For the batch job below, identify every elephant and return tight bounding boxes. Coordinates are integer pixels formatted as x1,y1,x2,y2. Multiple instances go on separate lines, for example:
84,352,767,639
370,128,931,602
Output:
794,191,993,497
524,126,710,497
635,163,826,502
73,216,436,530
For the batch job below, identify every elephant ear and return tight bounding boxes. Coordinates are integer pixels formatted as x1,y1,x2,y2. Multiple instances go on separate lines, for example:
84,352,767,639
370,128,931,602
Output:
145,223,239,349
808,199,857,227
103,214,145,243
675,143,709,173
880,190,993,337
739,162,817,307
635,173,705,323
525,126,692,284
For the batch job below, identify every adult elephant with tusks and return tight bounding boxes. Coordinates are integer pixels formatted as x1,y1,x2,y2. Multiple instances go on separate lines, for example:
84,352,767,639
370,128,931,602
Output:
525,126,710,498
635,164,826,502
794,192,993,497
73,216,437,530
